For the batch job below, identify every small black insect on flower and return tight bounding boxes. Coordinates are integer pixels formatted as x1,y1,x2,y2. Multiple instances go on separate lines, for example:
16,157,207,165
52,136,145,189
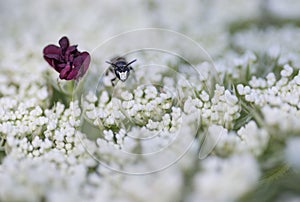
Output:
106,57,137,86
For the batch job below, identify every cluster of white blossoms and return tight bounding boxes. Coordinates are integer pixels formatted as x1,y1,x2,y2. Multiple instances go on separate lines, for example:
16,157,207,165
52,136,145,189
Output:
85,85,180,133
1,0,300,202
0,153,93,202
184,85,240,129
237,64,300,132
190,154,260,202
207,121,269,157
0,97,89,157
0,65,100,201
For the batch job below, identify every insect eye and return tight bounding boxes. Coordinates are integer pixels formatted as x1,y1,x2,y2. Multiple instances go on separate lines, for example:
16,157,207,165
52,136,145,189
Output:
116,66,123,71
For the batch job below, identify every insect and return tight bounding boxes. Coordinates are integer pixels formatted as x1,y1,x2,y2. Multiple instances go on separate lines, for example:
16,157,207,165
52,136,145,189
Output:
106,57,137,86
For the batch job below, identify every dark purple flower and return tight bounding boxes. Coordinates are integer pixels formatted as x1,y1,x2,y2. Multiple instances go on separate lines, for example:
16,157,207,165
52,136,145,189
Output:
43,36,90,80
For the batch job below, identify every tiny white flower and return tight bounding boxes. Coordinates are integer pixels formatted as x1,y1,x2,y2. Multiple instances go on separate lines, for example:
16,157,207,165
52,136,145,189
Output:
32,150,40,157
294,74,300,85
224,90,238,105
200,91,210,102
146,119,160,130
134,88,144,98
192,98,203,108
160,92,172,100
86,91,98,103
145,86,158,99
162,102,171,109
266,72,276,86
32,136,42,148
237,84,244,95
86,110,97,120
245,94,255,102
104,130,114,141
121,91,133,101
276,77,288,87
183,97,196,114
100,91,110,104
244,86,251,94
281,64,293,77
65,143,72,151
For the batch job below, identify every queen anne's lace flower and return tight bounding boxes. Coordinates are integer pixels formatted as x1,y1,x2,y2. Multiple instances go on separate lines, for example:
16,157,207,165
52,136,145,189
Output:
1,0,300,202
190,154,260,202
184,85,240,129
84,85,183,150
237,67,300,132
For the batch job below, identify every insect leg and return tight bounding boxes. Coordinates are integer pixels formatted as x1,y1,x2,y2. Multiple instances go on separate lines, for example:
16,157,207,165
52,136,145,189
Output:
111,77,117,86
105,67,114,76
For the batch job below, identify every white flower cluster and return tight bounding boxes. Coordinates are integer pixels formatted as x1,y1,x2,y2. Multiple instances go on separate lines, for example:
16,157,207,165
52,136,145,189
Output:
0,67,49,153
2,101,85,157
233,26,300,66
0,100,98,202
1,0,300,201
215,51,257,83
184,85,240,129
207,121,269,157
91,166,183,202
237,64,300,132
0,146,105,202
83,85,182,149
82,82,200,174
190,154,260,202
